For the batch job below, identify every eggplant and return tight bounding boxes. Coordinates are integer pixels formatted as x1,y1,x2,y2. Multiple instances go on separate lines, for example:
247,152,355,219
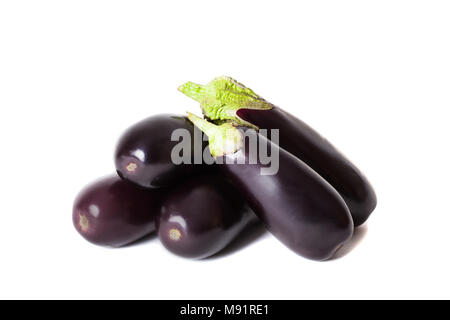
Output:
157,174,256,259
115,114,206,189
187,113,353,260
179,77,376,226
73,175,161,247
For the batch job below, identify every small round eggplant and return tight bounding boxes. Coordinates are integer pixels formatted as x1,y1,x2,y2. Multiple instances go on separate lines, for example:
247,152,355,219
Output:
73,175,161,247
115,114,205,188
157,174,256,259
179,77,377,226
187,113,353,261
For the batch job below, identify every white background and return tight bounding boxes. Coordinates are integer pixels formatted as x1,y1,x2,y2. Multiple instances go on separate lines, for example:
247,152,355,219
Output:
1,1,449,299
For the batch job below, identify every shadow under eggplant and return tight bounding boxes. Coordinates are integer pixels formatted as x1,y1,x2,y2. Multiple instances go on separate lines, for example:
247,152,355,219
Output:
331,224,368,260
206,221,268,260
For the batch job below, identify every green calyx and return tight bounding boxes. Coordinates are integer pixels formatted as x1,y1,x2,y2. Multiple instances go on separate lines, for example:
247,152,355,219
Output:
179,76,273,129
187,112,243,158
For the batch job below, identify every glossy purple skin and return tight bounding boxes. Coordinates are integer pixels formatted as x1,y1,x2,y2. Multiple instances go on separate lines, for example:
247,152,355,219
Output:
217,129,354,260
157,175,255,259
115,114,205,188
73,175,161,247
236,107,377,226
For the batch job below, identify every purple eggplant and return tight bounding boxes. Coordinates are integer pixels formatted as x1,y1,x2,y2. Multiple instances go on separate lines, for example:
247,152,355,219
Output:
179,77,376,226
157,174,256,259
187,113,353,260
73,175,161,247
115,114,206,189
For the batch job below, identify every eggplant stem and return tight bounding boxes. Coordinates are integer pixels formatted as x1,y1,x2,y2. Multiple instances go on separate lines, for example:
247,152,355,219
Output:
187,112,243,158
178,82,205,103
179,76,273,130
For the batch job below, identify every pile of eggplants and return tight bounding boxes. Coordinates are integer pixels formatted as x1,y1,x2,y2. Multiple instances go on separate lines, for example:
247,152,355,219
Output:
73,76,376,261
73,114,254,259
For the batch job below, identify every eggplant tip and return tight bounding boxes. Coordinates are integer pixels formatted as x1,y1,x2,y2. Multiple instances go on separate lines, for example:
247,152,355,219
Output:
169,228,182,241
126,162,137,172
78,213,89,233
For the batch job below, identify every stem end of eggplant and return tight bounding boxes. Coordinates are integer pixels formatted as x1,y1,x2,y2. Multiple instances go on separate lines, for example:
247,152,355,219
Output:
178,82,205,103
179,76,272,129
187,112,243,158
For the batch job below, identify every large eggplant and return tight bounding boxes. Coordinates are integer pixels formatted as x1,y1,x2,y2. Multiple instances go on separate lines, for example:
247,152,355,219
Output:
115,114,206,189
179,77,376,226
187,113,353,261
73,175,161,247
157,174,256,259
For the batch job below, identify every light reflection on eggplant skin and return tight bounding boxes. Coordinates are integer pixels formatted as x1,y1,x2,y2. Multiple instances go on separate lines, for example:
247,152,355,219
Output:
168,214,187,229
89,204,100,218
132,149,146,162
